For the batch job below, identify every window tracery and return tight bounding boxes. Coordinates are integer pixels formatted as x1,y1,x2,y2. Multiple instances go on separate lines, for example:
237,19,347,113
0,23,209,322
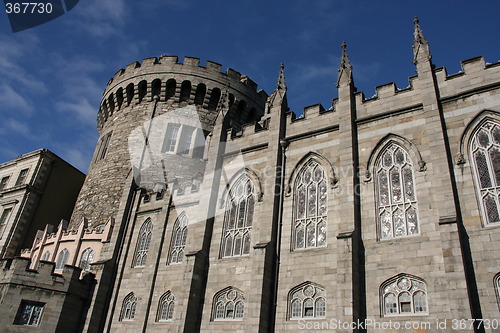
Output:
293,160,327,250
212,288,245,321
168,213,188,264
288,282,326,319
79,247,95,270
133,218,152,267
120,293,137,321
381,275,428,316
157,291,175,321
221,175,254,257
470,120,500,225
376,144,419,239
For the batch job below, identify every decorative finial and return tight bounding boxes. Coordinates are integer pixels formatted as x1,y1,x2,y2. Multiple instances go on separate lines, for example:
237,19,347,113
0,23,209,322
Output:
413,16,431,64
337,41,352,87
266,63,287,112
340,41,351,70
276,62,286,91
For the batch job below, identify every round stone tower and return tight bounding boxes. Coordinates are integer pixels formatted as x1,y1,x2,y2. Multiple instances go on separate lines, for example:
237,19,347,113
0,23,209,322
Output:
69,55,267,228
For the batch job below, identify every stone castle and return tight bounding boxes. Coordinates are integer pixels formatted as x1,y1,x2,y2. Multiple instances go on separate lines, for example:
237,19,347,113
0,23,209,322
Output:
1,18,499,332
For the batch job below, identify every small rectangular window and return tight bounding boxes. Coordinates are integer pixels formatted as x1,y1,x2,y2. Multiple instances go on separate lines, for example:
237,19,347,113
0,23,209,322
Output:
0,208,12,238
0,176,10,190
14,300,44,326
15,169,29,186
162,124,180,153
178,125,195,155
192,129,206,159
96,132,112,161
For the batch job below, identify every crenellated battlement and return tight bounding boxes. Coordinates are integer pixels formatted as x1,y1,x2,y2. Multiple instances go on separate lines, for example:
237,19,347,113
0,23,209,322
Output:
97,55,268,132
106,56,258,89
0,257,93,285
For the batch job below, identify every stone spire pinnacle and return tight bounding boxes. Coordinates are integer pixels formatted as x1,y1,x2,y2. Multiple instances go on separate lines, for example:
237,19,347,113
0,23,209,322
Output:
276,62,286,91
266,63,287,113
412,16,431,64
336,41,352,87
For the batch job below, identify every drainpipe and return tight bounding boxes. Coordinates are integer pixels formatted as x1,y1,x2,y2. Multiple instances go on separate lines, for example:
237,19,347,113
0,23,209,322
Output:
272,138,288,332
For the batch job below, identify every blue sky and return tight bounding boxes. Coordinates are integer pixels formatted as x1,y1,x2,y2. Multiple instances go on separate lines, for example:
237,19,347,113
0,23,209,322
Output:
1,0,499,172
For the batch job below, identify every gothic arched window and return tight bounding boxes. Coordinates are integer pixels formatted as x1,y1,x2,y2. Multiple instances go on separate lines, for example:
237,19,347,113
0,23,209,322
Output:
293,160,327,250
381,274,428,316
157,291,175,321
168,213,188,264
221,175,254,258
120,292,137,321
133,218,153,267
288,282,326,319
40,251,50,261
212,287,245,321
55,248,69,269
470,120,500,226
376,144,419,240
79,247,95,270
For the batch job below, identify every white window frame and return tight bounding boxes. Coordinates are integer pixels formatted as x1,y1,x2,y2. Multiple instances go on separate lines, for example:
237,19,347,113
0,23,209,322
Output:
15,168,29,186
14,300,44,326
0,206,13,239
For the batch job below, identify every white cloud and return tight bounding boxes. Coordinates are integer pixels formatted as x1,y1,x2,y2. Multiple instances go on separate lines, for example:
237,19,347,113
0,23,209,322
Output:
0,33,48,93
6,119,30,137
56,98,97,125
0,84,33,112
71,0,127,37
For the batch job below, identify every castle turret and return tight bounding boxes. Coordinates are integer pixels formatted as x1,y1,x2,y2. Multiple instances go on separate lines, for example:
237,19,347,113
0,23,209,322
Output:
70,56,267,228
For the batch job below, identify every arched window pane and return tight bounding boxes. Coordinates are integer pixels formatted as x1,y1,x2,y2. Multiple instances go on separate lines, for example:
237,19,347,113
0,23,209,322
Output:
235,301,244,319
381,275,428,316
41,251,50,261
288,282,326,320
376,144,419,240
169,213,188,264
291,299,301,318
293,160,328,250
79,247,95,270
212,288,245,320
221,175,254,257
157,291,175,321
55,248,69,269
470,121,500,226
413,291,427,313
315,297,326,317
384,293,397,314
121,293,137,321
133,219,152,267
